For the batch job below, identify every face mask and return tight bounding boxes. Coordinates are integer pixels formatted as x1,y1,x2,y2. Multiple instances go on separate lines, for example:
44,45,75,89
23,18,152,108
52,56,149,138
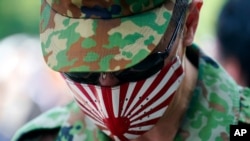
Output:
63,56,184,141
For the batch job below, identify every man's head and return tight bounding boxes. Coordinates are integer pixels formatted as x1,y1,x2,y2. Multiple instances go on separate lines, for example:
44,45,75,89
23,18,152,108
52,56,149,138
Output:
40,0,202,140
217,0,250,86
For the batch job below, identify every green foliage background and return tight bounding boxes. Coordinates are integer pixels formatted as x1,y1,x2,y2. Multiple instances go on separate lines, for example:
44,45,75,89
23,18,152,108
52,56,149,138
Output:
0,0,226,43
0,0,40,39
195,0,226,44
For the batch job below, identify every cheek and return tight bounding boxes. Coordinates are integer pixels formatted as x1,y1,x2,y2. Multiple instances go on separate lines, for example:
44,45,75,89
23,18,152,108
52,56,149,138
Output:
176,30,188,58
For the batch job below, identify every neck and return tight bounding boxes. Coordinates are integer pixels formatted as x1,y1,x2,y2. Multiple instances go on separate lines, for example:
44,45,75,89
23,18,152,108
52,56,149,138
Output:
133,55,198,141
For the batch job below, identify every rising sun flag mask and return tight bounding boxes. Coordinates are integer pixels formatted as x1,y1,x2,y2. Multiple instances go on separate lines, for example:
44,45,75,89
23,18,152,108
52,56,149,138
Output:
62,56,184,140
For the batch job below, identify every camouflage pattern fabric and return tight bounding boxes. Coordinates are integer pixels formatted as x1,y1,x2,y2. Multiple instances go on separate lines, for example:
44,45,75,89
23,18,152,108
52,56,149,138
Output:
12,44,250,141
40,0,192,72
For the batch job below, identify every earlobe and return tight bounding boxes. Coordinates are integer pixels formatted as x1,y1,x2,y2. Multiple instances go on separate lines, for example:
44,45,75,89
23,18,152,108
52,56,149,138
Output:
183,0,203,46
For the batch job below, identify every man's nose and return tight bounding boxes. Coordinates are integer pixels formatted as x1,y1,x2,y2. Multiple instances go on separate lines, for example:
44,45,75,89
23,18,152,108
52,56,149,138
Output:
99,73,120,86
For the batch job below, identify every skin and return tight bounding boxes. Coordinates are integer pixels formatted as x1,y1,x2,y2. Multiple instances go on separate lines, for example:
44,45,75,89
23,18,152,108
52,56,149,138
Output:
99,0,203,140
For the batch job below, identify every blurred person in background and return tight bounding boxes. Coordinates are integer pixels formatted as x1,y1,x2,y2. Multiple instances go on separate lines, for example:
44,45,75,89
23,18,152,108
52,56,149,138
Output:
217,0,250,87
0,34,72,141
12,0,250,140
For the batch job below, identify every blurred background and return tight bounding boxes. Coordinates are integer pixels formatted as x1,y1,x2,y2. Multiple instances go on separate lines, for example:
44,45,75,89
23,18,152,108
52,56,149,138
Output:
0,0,226,140
0,0,73,140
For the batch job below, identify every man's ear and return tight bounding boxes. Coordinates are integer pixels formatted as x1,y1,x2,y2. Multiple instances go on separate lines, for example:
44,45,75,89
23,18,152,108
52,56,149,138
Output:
183,0,203,46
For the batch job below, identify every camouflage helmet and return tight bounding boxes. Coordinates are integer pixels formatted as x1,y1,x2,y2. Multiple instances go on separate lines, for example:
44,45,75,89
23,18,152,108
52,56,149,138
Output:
40,0,191,72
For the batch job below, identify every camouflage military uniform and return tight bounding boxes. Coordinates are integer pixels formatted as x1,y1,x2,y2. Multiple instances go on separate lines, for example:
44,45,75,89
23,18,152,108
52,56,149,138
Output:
12,44,250,141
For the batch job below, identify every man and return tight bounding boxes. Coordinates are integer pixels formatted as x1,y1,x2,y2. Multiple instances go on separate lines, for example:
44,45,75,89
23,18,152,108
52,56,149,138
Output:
217,0,250,87
12,0,250,140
